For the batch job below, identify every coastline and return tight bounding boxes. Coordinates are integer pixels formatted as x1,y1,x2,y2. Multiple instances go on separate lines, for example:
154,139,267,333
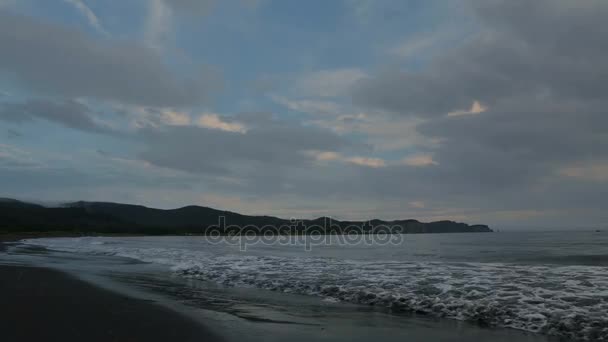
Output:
0,262,221,342
1,237,574,342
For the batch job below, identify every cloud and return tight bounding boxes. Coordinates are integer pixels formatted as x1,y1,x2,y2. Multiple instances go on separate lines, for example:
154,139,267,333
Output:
126,106,192,129
163,0,215,14
0,0,15,8
63,0,108,35
145,0,172,50
161,110,192,126
196,113,247,133
0,11,217,107
6,129,22,139
402,154,438,167
308,150,386,168
335,0,608,226
309,112,437,152
0,143,42,169
0,99,116,135
311,151,342,162
145,0,215,49
447,100,487,117
346,0,410,25
309,150,437,169
296,68,367,98
388,34,438,59
269,95,342,115
559,162,608,182
344,156,386,168
0,145,207,207
127,107,247,134
387,30,459,60
2,0,608,227
408,201,426,209
354,0,608,117
353,0,608,185
138,116,349,177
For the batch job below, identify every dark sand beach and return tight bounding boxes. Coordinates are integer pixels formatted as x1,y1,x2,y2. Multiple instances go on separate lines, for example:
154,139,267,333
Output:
0,263,221,342
0,236,584,342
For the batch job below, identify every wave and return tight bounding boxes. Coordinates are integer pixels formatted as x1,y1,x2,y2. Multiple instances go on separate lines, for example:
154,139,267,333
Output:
23,237,608,341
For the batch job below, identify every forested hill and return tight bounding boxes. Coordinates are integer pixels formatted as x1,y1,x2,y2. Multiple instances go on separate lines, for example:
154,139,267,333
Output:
0,198,492,235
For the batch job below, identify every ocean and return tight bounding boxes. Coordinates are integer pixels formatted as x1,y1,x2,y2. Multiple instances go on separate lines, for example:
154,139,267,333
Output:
6,231,608,341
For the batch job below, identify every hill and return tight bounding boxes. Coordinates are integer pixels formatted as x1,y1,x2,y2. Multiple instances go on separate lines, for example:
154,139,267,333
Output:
0,199,492,235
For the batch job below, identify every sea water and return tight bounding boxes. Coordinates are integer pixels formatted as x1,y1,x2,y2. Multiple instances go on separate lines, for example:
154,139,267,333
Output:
19,231,608,341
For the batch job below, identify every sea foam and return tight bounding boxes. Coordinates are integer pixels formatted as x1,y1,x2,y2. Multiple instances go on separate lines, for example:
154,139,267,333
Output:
23,237,608,341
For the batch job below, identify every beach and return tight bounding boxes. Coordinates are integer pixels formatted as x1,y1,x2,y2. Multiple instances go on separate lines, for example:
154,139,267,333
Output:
1,234,586,341
1,235,221,341
0,262,221,342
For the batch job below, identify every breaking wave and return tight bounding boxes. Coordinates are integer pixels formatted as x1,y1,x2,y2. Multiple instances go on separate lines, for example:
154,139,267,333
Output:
23,237,608,341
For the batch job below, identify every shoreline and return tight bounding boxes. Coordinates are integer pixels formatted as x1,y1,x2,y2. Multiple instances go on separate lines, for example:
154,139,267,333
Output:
1,236,583,341
0,263,222,342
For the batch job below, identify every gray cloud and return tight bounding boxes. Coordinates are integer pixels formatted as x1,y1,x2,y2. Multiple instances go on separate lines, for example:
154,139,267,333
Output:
131,112,396,202
344,0,608,225
0,11,216,107
0,99,115,135
164,0,215,14
353,0,608,172
2,1,608,227
138,115,351,177
6,129,22,139
354,0,608,116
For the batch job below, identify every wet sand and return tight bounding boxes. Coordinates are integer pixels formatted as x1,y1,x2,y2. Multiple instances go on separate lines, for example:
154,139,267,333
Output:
0,264,222,341
0,237,567,342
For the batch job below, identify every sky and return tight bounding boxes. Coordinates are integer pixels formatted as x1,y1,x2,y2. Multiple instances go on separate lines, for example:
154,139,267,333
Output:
1,0,607,229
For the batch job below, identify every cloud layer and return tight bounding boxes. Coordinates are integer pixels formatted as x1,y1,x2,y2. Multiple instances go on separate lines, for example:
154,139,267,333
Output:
1,0,607,227
0,11,216,107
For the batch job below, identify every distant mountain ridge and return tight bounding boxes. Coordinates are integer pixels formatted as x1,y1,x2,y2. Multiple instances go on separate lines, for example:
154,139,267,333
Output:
0,198,492,234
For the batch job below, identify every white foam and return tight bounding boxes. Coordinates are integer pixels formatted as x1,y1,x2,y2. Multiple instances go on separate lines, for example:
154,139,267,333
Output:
22,237,608,341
